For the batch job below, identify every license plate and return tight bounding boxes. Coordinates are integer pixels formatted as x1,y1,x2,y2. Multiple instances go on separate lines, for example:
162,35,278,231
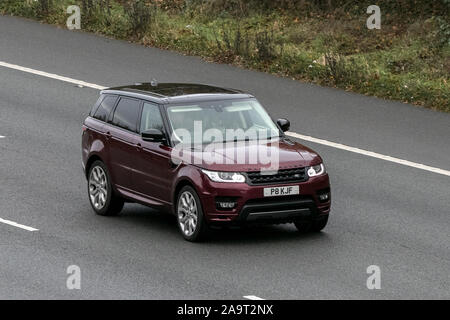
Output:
264,186,299,197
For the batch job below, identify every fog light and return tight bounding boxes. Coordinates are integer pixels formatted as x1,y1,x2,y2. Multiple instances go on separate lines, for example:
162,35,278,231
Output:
217,202,236,209
317,188,331,203
215,197,237,210
319,193,330,201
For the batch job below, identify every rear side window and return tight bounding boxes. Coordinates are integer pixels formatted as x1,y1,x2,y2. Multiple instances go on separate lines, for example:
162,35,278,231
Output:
93,95,117,122
90,95,104,116
140,102,164,133
111,98,141,132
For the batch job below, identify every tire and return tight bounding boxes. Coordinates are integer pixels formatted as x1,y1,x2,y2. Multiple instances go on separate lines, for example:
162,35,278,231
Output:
294,220,312,233
87,160,124,216
294,215,329,233
311,215,329,232
176,186,208,242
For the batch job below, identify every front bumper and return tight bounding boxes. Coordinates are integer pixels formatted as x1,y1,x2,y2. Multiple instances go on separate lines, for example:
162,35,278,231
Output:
198,173,331,225
239,196,318,223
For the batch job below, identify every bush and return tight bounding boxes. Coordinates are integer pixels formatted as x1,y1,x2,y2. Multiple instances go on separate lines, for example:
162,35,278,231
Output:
435,16,450,47
37,0,51,16
255,30,276,62
126,0,154,37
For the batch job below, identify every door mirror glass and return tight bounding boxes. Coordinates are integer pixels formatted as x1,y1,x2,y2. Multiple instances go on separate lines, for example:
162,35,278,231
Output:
277,118,290,132
142,129,165,142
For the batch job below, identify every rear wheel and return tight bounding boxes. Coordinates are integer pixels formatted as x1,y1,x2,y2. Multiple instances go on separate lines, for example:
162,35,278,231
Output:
176,186,208,242
88,160,124,216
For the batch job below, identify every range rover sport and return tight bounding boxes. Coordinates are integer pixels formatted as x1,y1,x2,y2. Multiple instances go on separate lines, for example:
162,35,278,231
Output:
82,83,331,241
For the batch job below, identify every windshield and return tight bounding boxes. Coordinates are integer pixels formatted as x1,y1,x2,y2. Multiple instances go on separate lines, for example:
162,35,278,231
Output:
166,99,280,145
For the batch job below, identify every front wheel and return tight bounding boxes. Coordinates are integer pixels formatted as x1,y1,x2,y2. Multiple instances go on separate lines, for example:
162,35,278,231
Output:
311,215,329,232
294,215,329,233
176,186,208,242
88,160,124,216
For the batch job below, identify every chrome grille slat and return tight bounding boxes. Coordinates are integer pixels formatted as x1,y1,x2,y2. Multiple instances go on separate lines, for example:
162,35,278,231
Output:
245,167,308,185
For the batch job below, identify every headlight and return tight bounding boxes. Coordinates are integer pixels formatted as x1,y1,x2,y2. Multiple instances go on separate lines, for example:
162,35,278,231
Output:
307,163,326,177
202,170,246,183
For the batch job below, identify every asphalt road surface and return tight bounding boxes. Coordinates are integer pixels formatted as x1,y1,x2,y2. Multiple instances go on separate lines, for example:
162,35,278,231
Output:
0,15,449,299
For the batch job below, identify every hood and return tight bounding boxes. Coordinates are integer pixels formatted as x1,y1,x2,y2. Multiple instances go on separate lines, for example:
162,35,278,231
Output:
173,137,322,172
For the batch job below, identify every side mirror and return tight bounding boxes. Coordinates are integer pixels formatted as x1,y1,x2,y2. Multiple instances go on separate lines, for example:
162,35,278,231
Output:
142,129,165,142
277,118,290,132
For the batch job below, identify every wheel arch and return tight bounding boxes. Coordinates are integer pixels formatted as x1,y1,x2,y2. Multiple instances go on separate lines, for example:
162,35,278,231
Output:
172,178,198,215
85,154,104,179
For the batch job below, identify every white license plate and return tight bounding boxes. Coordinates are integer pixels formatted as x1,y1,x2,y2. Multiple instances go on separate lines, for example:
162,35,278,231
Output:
264,186,299,197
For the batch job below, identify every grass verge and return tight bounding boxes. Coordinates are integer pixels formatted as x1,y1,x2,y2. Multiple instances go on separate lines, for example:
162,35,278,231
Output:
1,0,449,112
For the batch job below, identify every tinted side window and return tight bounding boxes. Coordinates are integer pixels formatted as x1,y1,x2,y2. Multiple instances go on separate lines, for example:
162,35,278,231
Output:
140,103,164,133
111,98,141,132
93,95,117,122
90,95,104,116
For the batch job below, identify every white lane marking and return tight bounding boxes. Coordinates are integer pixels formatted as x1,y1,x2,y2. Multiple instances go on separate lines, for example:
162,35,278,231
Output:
0,218,39,232
0,61,107,90
0,135,5,138
1,61,449,178
287,132,450,177
243,295,265,300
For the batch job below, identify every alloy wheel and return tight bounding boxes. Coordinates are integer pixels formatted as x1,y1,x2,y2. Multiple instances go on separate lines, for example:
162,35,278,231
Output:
89,166,108,210
177,191,198,236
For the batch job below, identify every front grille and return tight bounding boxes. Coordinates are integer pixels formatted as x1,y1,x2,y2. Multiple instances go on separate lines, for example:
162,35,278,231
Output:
245,167,308,185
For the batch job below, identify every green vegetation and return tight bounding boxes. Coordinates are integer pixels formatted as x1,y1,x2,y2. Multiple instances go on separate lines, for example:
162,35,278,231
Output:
1,0,449,112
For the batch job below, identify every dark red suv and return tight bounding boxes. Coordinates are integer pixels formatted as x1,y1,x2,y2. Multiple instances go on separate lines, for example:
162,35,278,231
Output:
82,83,331,241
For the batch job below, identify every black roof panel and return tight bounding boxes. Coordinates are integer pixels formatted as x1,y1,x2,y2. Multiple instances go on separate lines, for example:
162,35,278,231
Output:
102,83,252,104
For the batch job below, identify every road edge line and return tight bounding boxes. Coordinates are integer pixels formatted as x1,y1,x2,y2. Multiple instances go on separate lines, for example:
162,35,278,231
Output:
0,218,39,232
1,60,449,178
286,131,450,177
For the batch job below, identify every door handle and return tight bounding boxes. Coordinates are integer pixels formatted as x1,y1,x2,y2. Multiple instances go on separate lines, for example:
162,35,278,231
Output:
136,143,142,151
105,131,112,139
